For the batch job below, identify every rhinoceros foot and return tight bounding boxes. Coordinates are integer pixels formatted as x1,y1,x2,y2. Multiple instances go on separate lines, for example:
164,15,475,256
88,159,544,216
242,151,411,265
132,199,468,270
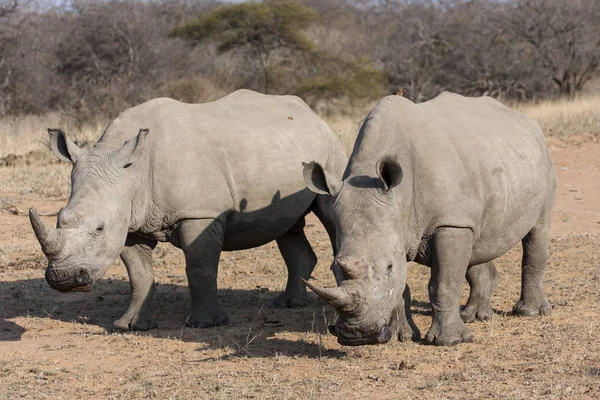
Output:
397,319,420,342
186,311,229,329
462,261,499,323
272,291,309,308
113,314,157,332
512,296,552,317
392,306,420,342
460,302,494,323
424,317,474,346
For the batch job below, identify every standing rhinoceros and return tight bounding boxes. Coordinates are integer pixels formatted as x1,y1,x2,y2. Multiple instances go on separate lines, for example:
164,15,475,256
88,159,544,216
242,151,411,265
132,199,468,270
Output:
303,92,557,346
29,89,347,331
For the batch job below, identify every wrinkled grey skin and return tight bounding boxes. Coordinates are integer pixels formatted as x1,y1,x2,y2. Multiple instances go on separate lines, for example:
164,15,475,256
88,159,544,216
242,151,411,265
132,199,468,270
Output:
30,90,347,331
303,92,557,346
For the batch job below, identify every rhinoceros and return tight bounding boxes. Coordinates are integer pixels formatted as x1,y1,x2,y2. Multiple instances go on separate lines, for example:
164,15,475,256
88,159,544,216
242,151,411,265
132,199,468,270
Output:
29,89,347,330
303,92,557,346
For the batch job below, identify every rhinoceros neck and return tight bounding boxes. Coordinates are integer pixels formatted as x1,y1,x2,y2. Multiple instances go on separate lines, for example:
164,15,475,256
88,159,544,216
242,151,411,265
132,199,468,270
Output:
89,131,150,232
127,162,151,232
344,97,426,263
346,97,420,174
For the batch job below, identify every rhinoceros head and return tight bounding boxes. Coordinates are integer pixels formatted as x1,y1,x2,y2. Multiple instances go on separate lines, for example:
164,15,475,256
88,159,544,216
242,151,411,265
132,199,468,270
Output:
303,158,407,345
30,128,148,292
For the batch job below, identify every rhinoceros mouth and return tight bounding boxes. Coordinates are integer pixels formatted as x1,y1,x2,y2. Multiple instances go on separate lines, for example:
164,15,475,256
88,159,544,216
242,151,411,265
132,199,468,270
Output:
56,282,94,293
47,278,94,292
46,266,95,292
329,324,393,346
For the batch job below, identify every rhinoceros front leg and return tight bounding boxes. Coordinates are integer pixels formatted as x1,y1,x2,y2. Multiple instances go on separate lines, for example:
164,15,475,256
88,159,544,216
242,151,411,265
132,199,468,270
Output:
178,218,229,328
273,217,317,308
395,284,421,342
512,224,552,316
460,261,499,323
311,195,343,285
425,227,474,346
113,234,157,331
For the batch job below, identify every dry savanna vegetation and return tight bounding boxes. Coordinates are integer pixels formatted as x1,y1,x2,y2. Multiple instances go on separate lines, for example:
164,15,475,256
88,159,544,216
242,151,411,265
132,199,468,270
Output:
3,0,600,120
1,92,599,399
514,95,600,138
1,0,600,399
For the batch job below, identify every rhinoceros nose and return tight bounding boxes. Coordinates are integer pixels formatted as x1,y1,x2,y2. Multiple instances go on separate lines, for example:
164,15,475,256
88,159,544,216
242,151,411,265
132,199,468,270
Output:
74,268,91,285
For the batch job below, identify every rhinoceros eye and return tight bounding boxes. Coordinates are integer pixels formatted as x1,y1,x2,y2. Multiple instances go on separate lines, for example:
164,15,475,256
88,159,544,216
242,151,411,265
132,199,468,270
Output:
95,222,105,234
386,263,393,276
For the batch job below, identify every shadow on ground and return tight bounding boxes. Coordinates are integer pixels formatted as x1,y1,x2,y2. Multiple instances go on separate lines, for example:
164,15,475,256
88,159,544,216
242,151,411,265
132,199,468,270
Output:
0,278,347,358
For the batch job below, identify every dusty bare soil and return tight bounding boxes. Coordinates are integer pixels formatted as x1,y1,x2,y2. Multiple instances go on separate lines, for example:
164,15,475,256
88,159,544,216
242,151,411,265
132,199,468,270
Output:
0,136,599,399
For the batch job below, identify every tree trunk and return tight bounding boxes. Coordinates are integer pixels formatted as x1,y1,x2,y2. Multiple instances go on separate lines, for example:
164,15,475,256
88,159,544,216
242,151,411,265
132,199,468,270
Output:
552,70,577,98
256,43,270,94
263,66,269,94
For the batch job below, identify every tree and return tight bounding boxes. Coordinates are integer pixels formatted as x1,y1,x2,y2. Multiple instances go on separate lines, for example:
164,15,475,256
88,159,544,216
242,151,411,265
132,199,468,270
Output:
0,0,17,17
0,0,26,115
295,55,386,111
50,0,218,119
171,0,318,94
506,0,600,96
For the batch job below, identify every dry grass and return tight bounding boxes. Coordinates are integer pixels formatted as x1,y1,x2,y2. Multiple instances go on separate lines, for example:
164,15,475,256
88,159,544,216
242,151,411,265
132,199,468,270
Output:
323,94,600,153
321,104,372,153
324,94,600,148
324,93,600,152
0,104,370,161
0,165,72,199
0,113,105,158
514,94,600,137
0,203,599,399
2,93,599,160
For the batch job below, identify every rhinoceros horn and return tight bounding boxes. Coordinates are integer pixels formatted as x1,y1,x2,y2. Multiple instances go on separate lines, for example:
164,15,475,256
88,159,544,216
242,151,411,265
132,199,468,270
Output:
29,208,64,258
302,278,354,309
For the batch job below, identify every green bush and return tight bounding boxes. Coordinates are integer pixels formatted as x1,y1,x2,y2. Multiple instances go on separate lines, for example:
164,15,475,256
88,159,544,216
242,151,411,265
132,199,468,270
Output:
166,77,228,104
295,58,387,104
171,0,318,94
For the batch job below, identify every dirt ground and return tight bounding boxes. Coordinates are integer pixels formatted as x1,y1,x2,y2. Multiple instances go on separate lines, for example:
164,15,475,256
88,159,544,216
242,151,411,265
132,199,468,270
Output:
0,135,599,399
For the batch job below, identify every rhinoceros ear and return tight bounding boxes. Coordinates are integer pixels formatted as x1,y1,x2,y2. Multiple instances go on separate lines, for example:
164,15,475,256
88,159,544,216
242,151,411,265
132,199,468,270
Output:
48,129,85,164
112,129,149,168
303,161,341,196
376,156,403,192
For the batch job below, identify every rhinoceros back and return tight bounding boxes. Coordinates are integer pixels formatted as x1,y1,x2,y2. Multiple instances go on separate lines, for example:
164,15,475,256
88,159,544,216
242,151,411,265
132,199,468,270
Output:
348,92,556,263
97,90,345,249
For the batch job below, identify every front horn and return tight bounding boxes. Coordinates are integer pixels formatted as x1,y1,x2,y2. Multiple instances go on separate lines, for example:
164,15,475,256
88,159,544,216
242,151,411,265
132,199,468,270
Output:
302,278,353,309
29,208,64,258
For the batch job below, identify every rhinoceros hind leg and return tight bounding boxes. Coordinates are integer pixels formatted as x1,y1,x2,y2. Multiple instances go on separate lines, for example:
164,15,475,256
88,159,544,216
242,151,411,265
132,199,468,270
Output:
424,227,474,346
113,234,158,332
179,218,229,328
461,261,499,323
512,224,552,317
273,217,317,308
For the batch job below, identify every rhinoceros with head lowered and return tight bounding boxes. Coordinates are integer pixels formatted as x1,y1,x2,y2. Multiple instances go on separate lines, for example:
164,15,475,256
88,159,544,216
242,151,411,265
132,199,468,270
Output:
30,89,347,331
303,92,557,346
